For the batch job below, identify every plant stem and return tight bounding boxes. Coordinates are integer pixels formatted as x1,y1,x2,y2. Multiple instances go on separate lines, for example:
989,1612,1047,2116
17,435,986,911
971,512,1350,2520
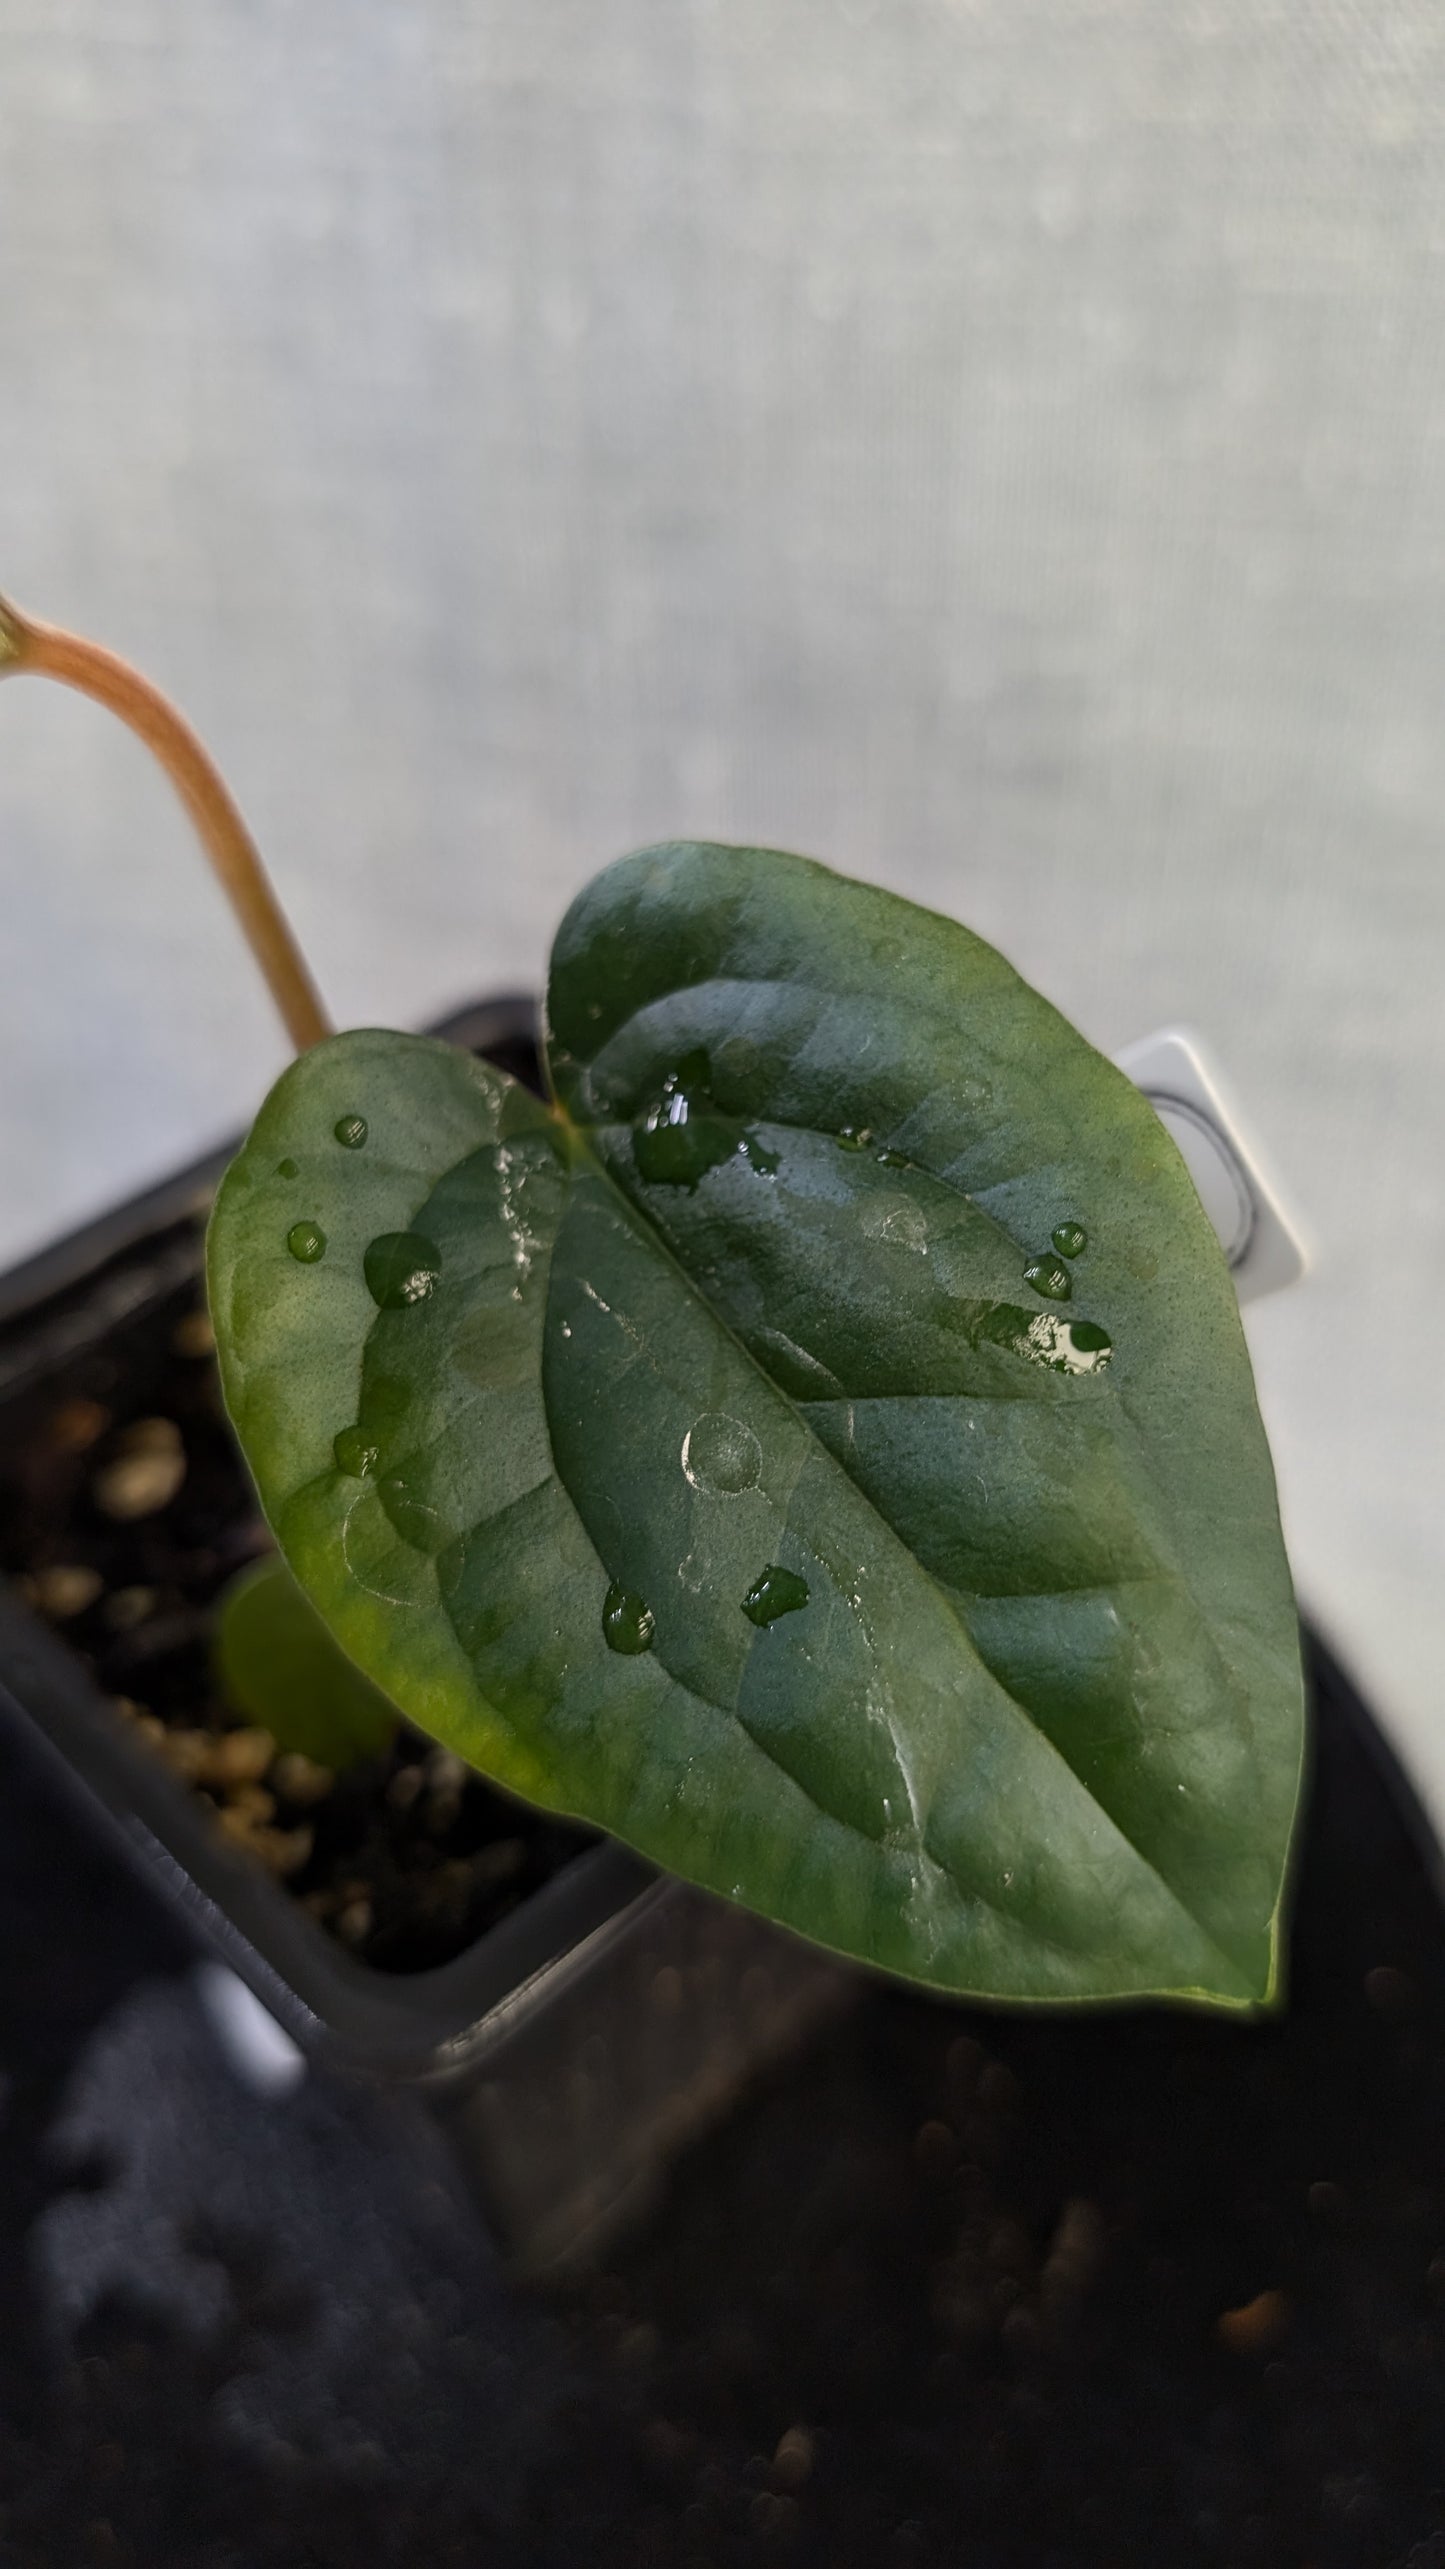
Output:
0,591,332,1053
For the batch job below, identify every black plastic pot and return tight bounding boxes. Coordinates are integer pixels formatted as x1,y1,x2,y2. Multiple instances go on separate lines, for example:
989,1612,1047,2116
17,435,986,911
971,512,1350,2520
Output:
0,997,849,2274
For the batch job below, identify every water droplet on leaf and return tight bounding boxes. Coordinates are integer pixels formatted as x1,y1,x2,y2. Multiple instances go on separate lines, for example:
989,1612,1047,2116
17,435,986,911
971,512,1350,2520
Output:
876,1147,910,1168
287,1221,327,1264
741,1564,810,1627
380,1472,443,1552
277,1158,299,1180
1024,1255,1072,1300
681,1412,762,1496
972,1304,1112,1375
603,1583,656,1654
364,1231,442,1310
1051,1220,1087,1259
634,1049,773,1189
333,1426,379,1478
334,1114,368,1150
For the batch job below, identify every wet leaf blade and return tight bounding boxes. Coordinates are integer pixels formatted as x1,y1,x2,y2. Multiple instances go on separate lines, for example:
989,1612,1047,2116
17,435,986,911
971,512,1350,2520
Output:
208,846,1304,2006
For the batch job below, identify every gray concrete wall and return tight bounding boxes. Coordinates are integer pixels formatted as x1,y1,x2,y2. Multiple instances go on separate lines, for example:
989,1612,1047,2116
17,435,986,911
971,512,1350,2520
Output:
2,3,1442,1825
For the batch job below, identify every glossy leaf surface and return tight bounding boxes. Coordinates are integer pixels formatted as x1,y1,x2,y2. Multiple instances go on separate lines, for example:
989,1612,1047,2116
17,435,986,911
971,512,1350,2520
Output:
208,844,1303,2005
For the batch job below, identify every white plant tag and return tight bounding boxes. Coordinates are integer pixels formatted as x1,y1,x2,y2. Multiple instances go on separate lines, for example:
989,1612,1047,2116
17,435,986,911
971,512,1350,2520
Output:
1115,1028,1308,1307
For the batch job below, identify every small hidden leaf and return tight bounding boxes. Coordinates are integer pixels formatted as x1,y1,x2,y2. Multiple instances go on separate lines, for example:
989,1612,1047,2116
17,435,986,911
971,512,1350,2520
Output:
215,1552,399,1770
208,844,1303,2007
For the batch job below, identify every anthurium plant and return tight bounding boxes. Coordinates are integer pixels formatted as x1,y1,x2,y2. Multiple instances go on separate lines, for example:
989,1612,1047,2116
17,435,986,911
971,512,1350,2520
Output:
0,591,1304,2011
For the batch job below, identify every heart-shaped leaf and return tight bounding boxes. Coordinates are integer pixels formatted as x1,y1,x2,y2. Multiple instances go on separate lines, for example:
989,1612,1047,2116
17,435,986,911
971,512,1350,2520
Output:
208,844,1303,2006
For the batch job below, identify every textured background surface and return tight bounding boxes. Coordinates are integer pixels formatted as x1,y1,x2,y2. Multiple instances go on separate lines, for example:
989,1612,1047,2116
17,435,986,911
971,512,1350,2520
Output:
1,3,1441,1820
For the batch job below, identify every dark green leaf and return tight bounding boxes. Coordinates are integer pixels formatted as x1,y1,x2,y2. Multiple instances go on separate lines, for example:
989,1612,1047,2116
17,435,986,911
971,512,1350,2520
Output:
208,844,1303,2006
214,1552,399,1769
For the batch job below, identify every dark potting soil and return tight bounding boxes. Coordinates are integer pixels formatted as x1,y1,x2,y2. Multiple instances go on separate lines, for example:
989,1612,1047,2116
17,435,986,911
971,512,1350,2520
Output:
0,1235,591,1976
2,1633,1445,2568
